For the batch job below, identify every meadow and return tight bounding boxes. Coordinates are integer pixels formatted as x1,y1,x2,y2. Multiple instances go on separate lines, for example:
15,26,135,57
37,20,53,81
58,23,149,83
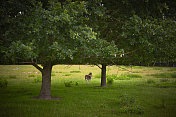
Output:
0,65,176,117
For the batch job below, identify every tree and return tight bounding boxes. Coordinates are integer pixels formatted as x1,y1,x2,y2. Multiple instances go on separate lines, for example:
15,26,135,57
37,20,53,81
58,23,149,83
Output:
3,0,122,98
86,0,176,86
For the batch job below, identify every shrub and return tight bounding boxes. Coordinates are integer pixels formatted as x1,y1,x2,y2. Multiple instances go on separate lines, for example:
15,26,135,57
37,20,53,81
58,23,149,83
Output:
107,77,114,85
0,79,8,88
146,79,155,84
64,81,79,87
75,82,79,86
64,81,73,87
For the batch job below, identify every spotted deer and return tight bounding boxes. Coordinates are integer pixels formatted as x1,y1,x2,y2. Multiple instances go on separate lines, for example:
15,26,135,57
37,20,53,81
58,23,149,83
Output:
85,73,92,81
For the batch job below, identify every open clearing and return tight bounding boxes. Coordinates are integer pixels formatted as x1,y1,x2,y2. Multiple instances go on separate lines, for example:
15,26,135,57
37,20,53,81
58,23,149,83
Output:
0,65,176,117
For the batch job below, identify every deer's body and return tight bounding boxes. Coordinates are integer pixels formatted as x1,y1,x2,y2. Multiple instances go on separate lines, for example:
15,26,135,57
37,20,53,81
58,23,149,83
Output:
85,73,92,81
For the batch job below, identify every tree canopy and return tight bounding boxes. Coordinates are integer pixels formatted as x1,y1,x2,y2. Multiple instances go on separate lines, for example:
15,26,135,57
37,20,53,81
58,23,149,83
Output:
2,0,122,98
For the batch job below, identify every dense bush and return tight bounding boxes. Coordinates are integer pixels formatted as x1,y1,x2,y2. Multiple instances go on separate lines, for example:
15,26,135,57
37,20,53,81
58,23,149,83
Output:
107,77,114,85
64,81,79,87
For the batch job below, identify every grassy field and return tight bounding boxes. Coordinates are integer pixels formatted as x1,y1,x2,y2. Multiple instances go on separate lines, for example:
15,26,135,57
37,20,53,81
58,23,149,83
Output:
0,65,176,117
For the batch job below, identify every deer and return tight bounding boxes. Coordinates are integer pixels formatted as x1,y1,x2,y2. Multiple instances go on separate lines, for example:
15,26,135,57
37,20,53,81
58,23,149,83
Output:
85,72,92,81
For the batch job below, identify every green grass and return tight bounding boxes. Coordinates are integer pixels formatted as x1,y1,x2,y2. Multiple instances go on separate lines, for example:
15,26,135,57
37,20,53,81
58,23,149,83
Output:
8,75,17,79
28,74,35,77
150,73,176,78
70,71,81,73
0,65,176,117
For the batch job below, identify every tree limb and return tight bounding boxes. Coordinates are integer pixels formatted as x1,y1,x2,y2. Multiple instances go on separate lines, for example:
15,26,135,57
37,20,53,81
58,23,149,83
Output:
96,64,102,69
31,62,43,72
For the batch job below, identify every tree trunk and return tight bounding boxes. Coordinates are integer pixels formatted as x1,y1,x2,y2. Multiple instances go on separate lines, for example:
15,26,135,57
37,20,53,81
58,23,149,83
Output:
39,64,53,99
101,64,107,87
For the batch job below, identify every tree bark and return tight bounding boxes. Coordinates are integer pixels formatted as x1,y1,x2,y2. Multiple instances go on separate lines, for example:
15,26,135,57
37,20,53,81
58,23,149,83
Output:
101,64,107,87
39,64,53,99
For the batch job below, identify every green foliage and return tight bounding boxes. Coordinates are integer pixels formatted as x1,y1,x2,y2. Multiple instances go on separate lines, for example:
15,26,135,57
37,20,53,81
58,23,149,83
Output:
4,0,121,66
64,81,73,87
64,81,79,87
146,79,155,84
64,80,79,87
0,79,8,88
107,74,118,80
107,77,114,85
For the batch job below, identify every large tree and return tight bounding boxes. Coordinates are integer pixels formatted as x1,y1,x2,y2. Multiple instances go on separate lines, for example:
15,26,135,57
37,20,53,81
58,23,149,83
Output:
85,0,176,86
3,0,122,98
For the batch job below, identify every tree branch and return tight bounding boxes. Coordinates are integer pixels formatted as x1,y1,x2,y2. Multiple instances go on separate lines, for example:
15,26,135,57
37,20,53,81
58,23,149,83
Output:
32,62,43,72
96,64,102,69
